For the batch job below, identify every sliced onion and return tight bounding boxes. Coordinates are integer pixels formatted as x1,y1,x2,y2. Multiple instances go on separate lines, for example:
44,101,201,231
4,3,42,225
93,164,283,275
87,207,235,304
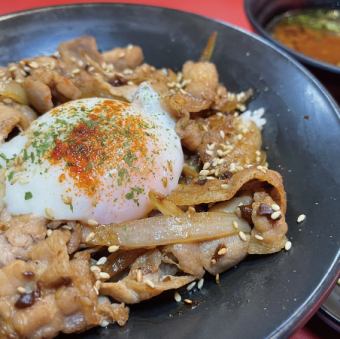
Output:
200,31,217,62
149,191,184,217
88,212,250,249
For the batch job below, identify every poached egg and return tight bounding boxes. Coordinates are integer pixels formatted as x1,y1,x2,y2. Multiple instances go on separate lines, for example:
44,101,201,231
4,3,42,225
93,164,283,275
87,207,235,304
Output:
0,83,183,224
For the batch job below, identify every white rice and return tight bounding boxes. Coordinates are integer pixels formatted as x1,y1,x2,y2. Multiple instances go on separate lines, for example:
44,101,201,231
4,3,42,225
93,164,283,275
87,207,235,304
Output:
240,107,266,129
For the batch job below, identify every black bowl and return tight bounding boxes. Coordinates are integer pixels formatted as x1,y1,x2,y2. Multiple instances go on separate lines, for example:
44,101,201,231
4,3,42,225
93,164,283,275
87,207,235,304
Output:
244,0,340,103
0,4,339,339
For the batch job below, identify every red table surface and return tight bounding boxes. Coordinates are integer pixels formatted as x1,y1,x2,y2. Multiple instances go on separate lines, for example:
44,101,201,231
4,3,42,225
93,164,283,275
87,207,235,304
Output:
0,1,337,338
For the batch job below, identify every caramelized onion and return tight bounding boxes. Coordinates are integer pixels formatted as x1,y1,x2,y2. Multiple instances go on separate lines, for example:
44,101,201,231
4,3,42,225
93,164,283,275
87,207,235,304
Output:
149,191,184,216
88,212,250,249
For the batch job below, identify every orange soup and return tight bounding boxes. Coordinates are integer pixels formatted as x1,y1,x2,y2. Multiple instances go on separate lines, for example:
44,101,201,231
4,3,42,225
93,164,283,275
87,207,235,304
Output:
268,9,340,67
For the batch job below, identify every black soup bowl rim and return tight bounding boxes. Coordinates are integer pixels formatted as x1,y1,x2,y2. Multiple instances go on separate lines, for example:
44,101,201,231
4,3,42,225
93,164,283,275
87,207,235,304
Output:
243,0,340,75
0,3,339,338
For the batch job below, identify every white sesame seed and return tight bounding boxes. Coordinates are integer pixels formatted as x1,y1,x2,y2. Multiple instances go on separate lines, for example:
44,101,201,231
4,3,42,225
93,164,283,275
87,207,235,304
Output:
87,219,98,226
237,134,243,141
229,163,237,172
199,169,210,176
217,247,227,256
188,206,196,213
257,165,267,173
221,184,229,190
206,150,214,156
123,68,133,75
217,158,225,165
182,79,191,87
96,257,107,265
94,280,101,290
2,98,13,104
44,208,54,219
215,273,220,284
237,104,246,111
217,149,224,157
216,112,223,117
255,150,261,156
219,130,225,138
8,65,17,72
90,266,101,273
136,269,143,282
17,286,26,294
337,278,340,286
145,279,155,288
93,286,99,295
29,61,39,69
174,292,182,302
184,298,193,304
223,149,232,156
197,278,204,289
235,207,242,218
211,258,217,264
271,204,280,211
297,214,306,223
100,320,110,327
203,162,210,170
232,221,239,229
99,272,110,280
85,232,95,242
62,194,72,205
207,143,216,150
255,234,264,241
202,124,208,132
46,229,53,237
187,281,196,291
108,245,120,253
285,240,292,251
239,231,247,241
206,176,215,180
236,92,246,101
71,68,80,74
271,211,281,220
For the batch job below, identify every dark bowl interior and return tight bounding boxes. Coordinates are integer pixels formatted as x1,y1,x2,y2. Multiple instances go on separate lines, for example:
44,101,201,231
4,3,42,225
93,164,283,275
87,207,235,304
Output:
244,0,340,101
0,4,339,339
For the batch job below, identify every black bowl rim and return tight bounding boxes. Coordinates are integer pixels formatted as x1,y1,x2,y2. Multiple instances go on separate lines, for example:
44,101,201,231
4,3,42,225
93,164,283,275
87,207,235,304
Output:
0,2,339,337
318,305,340,332
243,0,340,75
